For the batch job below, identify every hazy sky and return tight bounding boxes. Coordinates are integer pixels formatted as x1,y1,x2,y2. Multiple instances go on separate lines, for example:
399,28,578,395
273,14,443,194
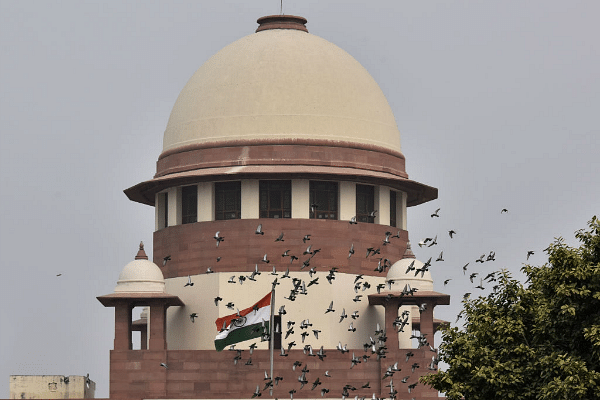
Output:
1,1,598,397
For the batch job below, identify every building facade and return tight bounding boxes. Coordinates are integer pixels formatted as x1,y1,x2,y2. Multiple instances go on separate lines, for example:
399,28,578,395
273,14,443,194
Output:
9,375,95,399
98,15,448,400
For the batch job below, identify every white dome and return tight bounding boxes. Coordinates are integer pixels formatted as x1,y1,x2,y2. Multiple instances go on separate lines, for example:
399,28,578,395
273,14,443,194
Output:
386,257,433,292
114,248,165,293
163,25,402,153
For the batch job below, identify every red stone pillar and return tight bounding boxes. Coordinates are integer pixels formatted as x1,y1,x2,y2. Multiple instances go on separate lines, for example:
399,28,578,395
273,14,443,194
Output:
140,327,148,350
114,303,132,350
420,301,435,348
384,298,400,351
149,303,167,350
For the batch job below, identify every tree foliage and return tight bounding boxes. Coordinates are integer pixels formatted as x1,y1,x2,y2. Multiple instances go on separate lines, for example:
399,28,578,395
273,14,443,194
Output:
422,216,600,400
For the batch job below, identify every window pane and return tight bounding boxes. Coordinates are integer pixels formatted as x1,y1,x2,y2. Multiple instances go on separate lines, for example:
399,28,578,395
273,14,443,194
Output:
356,184,374,223
181,185,197,224
260,196,268,211
260,180,291,219
328,191,337,211
270,191,281,210
215,181,241,220
225,195,236,208
163,192,168,228
390,190,397,227
309,181,338,220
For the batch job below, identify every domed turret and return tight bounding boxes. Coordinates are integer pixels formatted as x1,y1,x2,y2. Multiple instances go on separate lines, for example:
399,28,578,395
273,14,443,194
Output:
114,242,165,293
386,242,433,291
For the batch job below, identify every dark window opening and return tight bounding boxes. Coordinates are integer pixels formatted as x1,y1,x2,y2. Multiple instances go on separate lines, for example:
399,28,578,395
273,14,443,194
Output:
181,185,197,224
163,192,169,228
309,181,338,220
390,190,397,227
356,184,375,223
260,181,291,219
215,181,241,220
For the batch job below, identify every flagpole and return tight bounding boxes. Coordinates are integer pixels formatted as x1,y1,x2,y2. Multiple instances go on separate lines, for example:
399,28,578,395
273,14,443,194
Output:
269,286,275,389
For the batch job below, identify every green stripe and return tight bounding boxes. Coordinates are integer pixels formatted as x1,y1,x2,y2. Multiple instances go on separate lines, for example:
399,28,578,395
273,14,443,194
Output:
214,322,270,352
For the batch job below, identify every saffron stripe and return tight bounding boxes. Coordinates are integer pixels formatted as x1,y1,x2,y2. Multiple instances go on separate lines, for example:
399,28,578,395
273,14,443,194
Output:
215,292,271,331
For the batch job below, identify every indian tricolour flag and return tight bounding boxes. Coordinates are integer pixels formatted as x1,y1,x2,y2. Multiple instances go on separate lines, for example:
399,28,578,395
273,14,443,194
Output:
214,292,272,351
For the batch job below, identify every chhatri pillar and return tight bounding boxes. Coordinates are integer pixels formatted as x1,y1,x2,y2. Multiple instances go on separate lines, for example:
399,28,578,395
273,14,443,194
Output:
369,291,449,350
369,243,450,351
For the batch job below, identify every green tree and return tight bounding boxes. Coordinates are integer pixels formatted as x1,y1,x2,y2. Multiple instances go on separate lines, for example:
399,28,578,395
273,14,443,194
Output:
422,216,600,400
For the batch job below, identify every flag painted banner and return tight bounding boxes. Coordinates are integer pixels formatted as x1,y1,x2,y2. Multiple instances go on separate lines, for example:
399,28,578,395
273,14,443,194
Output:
214,292,272,351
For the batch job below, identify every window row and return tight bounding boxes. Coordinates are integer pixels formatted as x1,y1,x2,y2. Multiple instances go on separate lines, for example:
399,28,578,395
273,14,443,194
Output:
158,180,403,229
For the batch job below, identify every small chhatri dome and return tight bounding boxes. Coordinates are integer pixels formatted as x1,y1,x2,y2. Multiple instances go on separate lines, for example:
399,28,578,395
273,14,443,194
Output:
114,243,165,293
386,242,433,291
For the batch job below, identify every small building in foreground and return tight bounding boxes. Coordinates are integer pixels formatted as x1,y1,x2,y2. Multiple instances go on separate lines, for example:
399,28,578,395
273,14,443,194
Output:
9,375,95,399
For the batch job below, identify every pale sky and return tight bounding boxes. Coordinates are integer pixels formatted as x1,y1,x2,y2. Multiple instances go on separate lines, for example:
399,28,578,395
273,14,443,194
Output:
1,1,599,397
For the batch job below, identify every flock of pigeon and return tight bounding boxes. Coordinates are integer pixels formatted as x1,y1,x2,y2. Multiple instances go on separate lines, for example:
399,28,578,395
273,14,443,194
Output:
416,208,540,324
163,220,404,318
157,207,537,399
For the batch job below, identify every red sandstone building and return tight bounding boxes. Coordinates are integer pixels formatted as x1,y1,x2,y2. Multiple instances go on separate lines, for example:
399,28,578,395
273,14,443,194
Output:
98,15,449,400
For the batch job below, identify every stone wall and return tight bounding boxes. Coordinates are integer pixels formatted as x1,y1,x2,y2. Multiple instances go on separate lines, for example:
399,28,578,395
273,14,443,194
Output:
109,348,439,399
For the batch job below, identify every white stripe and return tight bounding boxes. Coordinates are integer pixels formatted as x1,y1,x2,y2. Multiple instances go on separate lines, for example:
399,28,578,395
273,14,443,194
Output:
215,305,271,340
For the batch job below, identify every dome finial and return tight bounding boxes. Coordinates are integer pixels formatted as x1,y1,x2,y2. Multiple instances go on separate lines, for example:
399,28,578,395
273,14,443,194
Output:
256,15,308,33
135,241,148,260
403,242,416,259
